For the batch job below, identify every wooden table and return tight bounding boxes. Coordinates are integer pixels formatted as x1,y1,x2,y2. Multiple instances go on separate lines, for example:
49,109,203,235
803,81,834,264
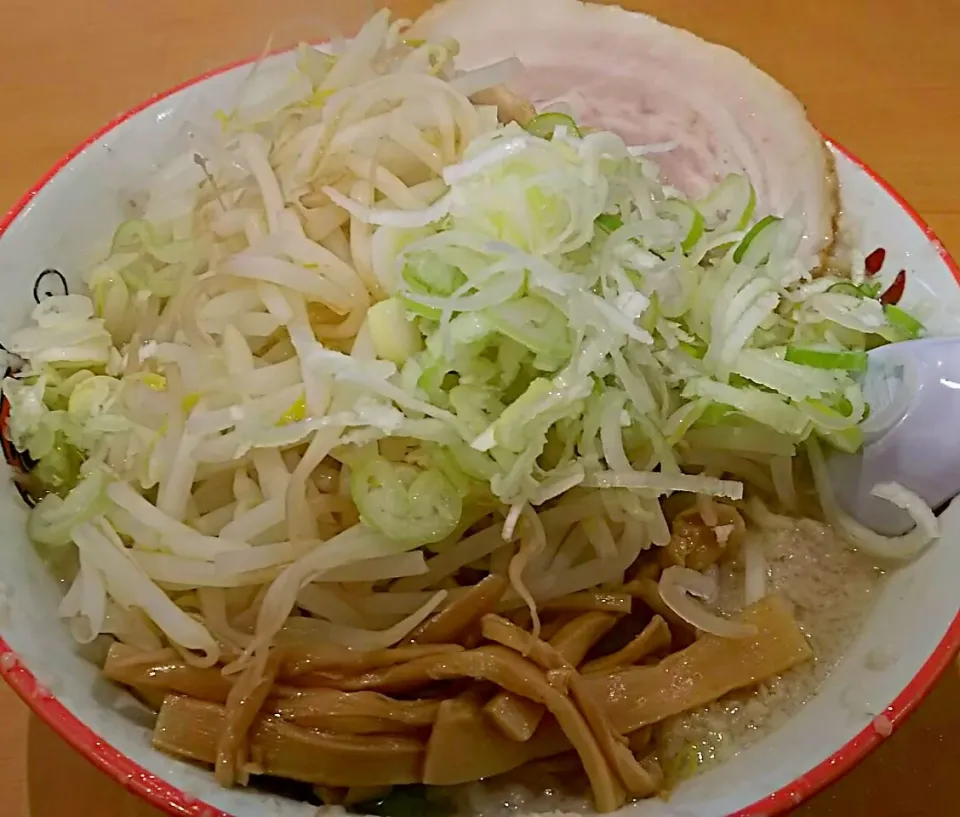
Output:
0,1,957,814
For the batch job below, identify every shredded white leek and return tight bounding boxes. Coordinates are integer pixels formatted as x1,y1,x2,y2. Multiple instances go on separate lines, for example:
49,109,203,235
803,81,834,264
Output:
659,566,757,638
808,439,939,560
742,537,769,606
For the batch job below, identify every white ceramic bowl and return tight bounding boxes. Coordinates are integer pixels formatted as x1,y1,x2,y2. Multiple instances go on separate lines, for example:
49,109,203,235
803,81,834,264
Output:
0,52,957,817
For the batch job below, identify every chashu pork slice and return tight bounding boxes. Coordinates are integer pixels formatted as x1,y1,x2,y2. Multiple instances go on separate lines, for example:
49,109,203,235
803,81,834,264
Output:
412,0,838,265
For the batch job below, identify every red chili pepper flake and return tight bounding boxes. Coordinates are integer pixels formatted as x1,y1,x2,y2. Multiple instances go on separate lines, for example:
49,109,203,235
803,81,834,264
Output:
0,392,14,468
879,269,907,306
864,247,886,276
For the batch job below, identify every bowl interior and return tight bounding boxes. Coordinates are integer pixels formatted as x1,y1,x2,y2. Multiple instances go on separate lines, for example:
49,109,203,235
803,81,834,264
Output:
0,53,958,817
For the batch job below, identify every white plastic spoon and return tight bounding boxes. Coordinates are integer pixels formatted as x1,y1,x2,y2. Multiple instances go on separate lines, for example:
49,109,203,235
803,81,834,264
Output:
826,338,960,535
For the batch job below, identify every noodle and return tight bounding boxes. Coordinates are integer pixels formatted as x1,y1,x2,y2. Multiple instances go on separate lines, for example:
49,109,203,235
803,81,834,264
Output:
507,505,546,640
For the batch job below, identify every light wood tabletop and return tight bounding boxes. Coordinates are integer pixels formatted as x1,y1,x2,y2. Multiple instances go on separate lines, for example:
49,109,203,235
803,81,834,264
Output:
0,1,958,815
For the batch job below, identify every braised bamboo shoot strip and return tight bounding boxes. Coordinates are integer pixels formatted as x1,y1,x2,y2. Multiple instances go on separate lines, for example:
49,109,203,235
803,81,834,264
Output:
103,643,231,702
485,611,618,741
407,573,508,644
280,642,463,678
151,597,810,800
482,614,656,798
622,577,698,647
425,694,568,784
216,649,279,787
580,615,672,675
569,673,658,797
154,697,425,787
539,591,633,614
580,595,813,734
273,689,441,733
427,596,811,783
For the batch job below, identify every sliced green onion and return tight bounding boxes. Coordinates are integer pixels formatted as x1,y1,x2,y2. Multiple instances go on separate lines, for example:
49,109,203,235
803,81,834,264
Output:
111,219,194,265
416,361,454,405
733,215,781,265
784,346,868,372
111,220,155,253
662,743,701,793
524,112,581,140
639,292,660,335
884,305,924,339
432,441,499,484
27,469,108,546
827,282,865,298
399,296,441,321
830,280,888,301
351,458,462,545
697,174,756,232
402,255,466,295
697,403,736,426
657,199,705,253
276,393,307,426
483,296,572,359
595,213,624,233
400,254,467,320
859,281,883,299
678,341,706,360
819,426,864,454
368,298,424,365
729,373,763,390
492,377,554,452
802,396,857,436
30,437,83,498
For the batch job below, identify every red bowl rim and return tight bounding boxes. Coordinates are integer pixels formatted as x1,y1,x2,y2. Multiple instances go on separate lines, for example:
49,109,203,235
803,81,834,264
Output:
0,53,958,817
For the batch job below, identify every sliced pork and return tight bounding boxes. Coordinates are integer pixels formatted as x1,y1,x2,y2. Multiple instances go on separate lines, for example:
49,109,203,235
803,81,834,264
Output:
413,0,838,263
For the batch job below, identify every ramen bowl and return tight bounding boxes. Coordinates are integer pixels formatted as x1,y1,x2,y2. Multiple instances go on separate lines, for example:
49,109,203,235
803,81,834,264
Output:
0,52,958,817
